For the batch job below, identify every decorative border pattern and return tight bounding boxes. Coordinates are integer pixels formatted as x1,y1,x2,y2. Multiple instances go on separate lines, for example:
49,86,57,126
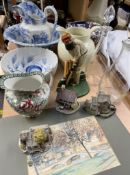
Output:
0,72,45,90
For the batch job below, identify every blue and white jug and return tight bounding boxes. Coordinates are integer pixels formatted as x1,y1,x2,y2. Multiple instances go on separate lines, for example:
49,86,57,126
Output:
13,1,58,44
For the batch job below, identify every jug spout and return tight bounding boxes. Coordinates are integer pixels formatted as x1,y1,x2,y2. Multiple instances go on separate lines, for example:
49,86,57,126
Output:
13,5,25,19
56,26,67,35
89,26,103,56
12,1,45,25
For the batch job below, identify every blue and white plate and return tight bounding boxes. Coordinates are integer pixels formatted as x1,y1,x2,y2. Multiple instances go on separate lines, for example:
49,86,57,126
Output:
1,47,58,75
67,21,100,28
4,24,60,47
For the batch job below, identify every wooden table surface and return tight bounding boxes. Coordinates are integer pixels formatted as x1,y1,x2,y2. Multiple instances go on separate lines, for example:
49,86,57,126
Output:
1,53,130,134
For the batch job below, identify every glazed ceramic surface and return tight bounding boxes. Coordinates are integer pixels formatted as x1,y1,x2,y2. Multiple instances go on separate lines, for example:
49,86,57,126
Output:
4,1,60,46
67,21,100,28
4,24,59,46
0,72,51,117
1,47,58,76
57,25,102,63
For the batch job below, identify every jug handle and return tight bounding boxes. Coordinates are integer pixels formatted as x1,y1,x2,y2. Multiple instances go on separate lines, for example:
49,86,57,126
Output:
48,73,53,88
89,26,101,34
44,6,58,41
43,73,53,88
0,75,7,90
89,26,104,55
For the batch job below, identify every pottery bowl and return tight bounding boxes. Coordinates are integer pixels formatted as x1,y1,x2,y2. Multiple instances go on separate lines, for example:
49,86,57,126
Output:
4,24,59,47
1,47,58,76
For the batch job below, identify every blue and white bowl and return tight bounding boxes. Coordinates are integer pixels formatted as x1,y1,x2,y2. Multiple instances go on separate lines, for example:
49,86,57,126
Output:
4,24,60,47
1,47,58,76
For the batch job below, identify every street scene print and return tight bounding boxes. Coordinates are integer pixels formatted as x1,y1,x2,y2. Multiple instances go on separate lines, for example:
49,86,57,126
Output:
28,116,120,175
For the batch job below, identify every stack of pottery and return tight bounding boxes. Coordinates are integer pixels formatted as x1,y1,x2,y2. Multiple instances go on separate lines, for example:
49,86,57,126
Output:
4,1,59,46
0,1,59,118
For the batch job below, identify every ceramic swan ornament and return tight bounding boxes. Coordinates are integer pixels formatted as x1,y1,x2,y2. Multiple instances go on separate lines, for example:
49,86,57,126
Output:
4,1,59,46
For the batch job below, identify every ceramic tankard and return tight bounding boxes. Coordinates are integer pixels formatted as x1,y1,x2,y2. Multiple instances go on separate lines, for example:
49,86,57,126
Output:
57,25,102,63
0,72,52,118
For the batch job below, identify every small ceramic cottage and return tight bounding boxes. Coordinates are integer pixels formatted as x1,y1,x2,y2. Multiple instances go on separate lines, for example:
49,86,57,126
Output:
83,91,116,118
19,125,52,154
56,88,80,114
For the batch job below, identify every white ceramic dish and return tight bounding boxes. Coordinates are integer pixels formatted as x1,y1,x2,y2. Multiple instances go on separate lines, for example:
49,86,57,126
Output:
1,47,58,75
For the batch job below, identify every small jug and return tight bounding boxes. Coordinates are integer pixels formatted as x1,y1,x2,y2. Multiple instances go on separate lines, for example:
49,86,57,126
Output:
0,72,52,118
57,25,102,64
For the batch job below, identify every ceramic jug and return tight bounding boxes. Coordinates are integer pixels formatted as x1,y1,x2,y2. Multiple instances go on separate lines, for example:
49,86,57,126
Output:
13,1,58,43
0,72,52,118
57,26,102,64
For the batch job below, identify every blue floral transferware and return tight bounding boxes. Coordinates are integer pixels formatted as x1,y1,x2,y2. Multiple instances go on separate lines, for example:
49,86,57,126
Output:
4,1,59,46
1,47,58,76
25,65,43,73
67,21,100,28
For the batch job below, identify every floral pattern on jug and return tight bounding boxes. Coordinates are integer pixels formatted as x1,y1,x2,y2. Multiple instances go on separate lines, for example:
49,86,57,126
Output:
6,86,49,117
0,72,51,118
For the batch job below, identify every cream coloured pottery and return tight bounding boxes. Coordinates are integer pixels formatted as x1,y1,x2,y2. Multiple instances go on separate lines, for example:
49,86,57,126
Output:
57,26,101,64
